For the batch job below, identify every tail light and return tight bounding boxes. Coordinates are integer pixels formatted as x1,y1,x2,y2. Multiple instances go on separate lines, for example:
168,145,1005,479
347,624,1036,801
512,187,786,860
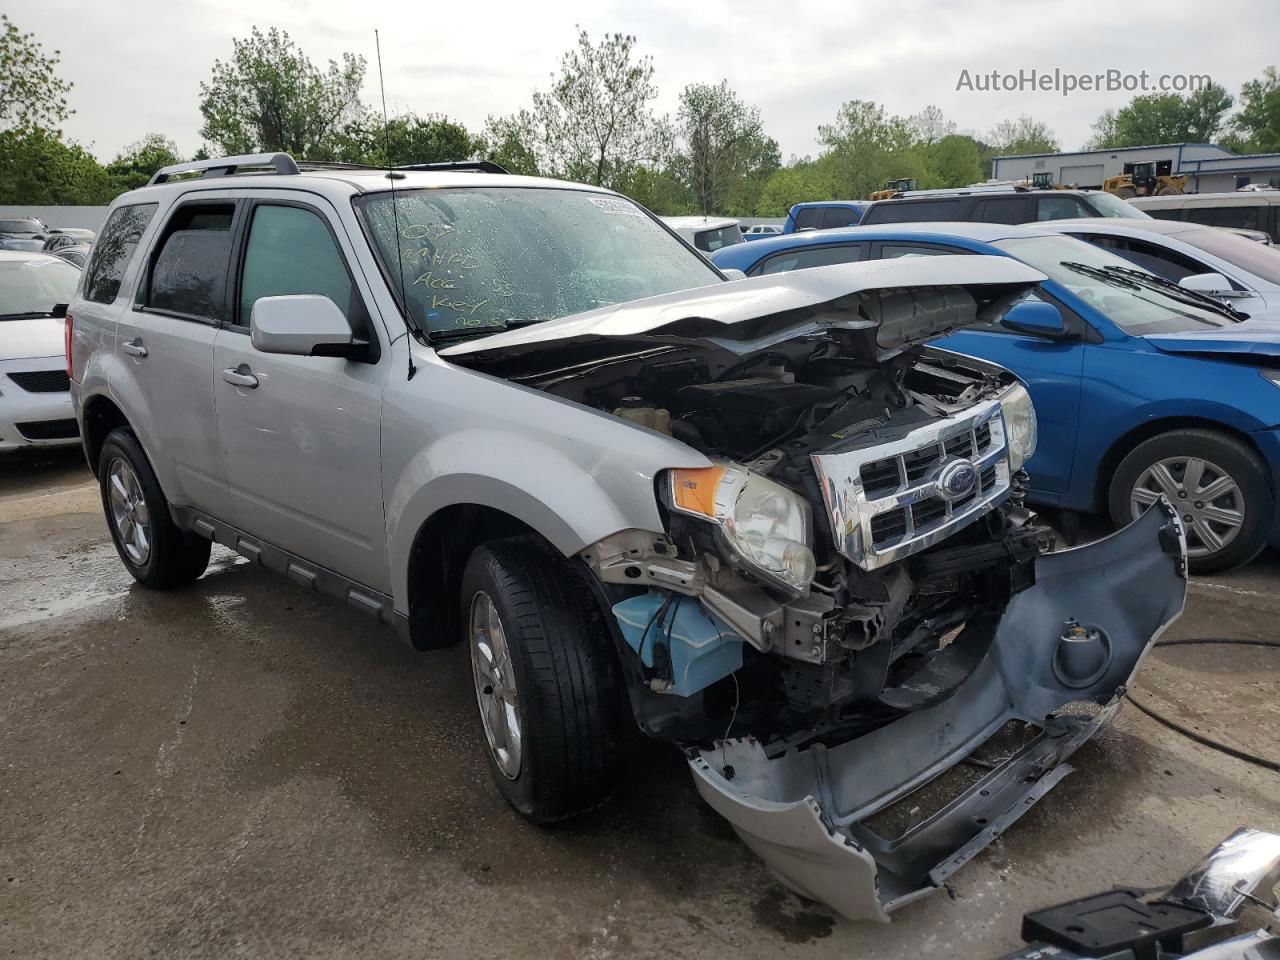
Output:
64,313,74,379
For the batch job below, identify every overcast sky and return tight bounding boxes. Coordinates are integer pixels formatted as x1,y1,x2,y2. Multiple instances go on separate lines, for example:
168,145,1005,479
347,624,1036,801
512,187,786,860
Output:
14,0,1276,162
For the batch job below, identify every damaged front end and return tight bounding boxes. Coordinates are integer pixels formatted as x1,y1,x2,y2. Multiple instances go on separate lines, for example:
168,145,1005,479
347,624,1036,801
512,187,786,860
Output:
687,501,1186,922
442,257,1188,921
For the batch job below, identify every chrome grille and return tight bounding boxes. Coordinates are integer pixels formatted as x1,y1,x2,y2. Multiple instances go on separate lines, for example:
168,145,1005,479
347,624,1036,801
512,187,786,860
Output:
811,398,1012,570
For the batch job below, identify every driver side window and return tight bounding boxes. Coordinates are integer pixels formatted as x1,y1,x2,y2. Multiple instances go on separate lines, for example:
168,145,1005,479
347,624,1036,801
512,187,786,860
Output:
238,204,356,327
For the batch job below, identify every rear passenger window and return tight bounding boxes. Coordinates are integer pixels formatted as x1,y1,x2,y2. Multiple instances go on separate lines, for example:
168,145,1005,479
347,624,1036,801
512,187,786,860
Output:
1036,196,1091,221
238,205,354,325
864,199,962,223
754,244,864,276
146,203,235,322
1185,206,1260,231
973,197,1033,224
83,203,157,304
820,206,862,229
792,208,822,230
878,243,958,258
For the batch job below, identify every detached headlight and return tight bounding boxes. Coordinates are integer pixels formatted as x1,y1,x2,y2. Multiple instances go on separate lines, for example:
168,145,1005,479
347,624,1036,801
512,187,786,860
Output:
665,464,816,596
999,383,1037,472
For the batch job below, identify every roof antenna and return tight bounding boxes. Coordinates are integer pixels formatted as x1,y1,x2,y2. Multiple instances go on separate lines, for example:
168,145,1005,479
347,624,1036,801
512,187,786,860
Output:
375,29,416,379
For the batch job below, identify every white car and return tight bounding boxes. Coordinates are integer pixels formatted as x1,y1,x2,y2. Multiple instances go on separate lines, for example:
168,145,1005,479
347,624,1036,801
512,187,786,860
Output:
660,216,744,253
742,223,782,240
1038,217,1280,315
0,251,81,450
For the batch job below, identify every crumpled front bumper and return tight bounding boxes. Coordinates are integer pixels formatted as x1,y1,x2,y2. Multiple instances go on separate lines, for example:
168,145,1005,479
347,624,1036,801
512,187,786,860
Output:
687,500,1187,923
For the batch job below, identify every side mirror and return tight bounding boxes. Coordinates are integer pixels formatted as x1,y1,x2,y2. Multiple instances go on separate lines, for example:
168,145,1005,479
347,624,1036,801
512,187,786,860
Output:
1179,272,1234,296
1002,299,1069,338
50,303,68,319
720,267,747,280
250,295,364,358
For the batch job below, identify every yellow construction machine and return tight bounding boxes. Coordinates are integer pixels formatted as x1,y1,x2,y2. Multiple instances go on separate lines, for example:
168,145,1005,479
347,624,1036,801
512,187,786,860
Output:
1103,162,1188,199
870,177,918,201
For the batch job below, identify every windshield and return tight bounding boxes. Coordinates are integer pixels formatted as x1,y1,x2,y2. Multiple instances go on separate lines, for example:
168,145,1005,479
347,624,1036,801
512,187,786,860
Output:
994,235,1231,334
0,219,44,234
355,187,721,337
1087,193,1152,218
0,257,80,317
1178,227,1280,285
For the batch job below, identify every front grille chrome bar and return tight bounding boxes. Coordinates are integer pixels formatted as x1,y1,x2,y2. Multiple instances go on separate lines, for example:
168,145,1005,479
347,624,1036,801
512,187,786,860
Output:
811,399,1011,570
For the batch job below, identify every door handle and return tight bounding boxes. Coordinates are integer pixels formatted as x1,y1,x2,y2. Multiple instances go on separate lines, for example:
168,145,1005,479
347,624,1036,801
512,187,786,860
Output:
121,338,148,357
221,364,259,389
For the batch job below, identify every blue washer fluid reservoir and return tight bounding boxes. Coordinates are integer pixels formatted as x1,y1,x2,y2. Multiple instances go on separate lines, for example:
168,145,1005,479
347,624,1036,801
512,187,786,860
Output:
612,592,743,697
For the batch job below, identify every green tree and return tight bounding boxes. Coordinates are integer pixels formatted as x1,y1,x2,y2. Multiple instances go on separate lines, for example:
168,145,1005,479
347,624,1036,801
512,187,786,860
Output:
479,111,541,176
0,126,113,203
335,113,476,166
756,161,833,216
198,26,366,158
674,80,777,216
987,115,1059,155
0,14,73,133
1091,85,1234,148
104,133,182,191
1083,109,1118,150
926,134,984,188
817,100,918,198
527,29,670,188
1233,66,1280,153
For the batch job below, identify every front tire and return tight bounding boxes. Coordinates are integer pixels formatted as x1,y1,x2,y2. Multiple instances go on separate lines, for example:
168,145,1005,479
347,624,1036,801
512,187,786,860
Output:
1108,429,1272,573
460,536,626,823
98,428,211,588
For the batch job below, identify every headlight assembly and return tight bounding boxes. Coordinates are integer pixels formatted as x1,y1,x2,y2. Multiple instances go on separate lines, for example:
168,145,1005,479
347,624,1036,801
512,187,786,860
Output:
665,464,816,596
999,383,1038,473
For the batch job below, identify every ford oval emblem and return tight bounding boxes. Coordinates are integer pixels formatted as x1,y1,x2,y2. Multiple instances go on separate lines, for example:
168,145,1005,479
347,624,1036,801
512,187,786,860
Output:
936,459,978,501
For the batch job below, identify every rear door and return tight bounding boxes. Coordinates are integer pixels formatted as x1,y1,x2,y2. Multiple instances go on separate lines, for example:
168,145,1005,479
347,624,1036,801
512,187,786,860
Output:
970,196,1034,224
212,194,390,591
113,196,239,518
749,242,867,276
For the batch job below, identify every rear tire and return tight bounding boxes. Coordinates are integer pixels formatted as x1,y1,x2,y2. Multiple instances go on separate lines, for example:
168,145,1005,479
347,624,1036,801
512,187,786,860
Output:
460,536,626,823
1115,186,1138,199
1108,429,1272,574
98,428,211,588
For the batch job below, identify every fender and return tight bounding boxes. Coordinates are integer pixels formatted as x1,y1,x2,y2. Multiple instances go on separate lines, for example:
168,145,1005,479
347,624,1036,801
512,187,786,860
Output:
381,350,712,617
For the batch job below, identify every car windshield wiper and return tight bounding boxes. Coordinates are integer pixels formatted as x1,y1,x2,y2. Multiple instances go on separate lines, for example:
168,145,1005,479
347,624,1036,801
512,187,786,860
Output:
426,316,546,345
1059,261,1243,322
1095,263,1245,321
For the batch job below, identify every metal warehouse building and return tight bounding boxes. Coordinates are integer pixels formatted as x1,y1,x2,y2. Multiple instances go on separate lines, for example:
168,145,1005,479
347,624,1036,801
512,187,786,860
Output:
992,143,1280,194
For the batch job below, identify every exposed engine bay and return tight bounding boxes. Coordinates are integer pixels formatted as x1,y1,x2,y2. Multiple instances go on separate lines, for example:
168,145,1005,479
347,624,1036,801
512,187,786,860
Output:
441,265,1188,922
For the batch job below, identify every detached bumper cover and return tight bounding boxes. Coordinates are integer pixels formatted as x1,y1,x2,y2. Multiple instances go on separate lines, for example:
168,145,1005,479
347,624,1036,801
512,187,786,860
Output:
688,500,1187,922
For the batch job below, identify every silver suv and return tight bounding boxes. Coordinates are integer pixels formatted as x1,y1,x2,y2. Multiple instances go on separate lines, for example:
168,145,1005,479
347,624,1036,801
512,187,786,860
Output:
69,153,1187,922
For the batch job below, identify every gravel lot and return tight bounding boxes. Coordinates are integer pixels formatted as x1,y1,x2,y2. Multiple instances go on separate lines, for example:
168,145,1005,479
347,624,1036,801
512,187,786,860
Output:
3,448,1278,959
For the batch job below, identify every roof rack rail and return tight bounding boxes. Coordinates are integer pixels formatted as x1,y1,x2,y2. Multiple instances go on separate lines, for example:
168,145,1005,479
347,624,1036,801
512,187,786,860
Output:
394,160,509,175
149,153,301,185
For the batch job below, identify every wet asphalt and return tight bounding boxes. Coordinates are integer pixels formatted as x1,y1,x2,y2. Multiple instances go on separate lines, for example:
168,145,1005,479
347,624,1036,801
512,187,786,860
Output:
2,448,1278,959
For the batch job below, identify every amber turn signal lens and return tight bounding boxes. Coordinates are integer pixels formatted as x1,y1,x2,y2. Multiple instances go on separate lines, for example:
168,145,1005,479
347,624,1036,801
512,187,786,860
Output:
669,467,725,518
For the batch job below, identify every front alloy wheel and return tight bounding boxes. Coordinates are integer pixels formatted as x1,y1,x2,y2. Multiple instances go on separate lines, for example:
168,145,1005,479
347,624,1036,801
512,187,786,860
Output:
1129,455,1243,559
469,591,523,780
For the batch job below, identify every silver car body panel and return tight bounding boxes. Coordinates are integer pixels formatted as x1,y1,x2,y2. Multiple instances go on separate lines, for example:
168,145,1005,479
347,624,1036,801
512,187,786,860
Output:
687,501,1187,923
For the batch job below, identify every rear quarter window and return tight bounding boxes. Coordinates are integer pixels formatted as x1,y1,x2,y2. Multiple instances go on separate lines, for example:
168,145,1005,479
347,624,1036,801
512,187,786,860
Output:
83,203,158,304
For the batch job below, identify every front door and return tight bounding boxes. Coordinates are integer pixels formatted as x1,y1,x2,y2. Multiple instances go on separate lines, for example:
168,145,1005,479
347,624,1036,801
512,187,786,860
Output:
212,197,390,591
937,296,1087,497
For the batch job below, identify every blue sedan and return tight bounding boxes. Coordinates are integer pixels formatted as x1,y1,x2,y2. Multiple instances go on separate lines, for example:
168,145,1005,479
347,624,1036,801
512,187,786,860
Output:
712,223,1280,572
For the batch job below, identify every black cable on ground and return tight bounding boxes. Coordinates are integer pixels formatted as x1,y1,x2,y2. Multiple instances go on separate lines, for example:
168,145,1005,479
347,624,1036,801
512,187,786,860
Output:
1125,636,1280,773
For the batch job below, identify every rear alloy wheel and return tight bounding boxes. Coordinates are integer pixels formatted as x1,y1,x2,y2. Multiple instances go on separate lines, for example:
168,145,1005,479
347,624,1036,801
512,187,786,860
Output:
1109,429,1272,573
98,427,211,588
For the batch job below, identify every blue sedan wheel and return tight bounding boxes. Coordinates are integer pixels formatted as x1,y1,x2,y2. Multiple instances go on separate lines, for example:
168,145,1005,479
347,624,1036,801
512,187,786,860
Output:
1110,429,1273,573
